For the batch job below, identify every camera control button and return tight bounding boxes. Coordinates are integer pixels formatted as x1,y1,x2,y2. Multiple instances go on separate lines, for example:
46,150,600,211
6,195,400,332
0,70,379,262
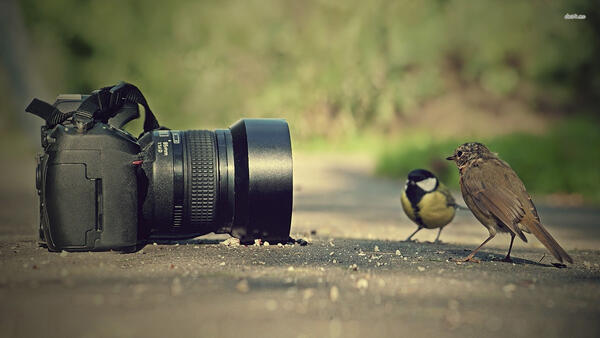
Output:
73,112,94,132
36,163,41,191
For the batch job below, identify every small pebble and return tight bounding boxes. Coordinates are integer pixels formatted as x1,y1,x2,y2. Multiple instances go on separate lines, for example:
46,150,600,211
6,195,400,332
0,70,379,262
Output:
303,288,315,300
374,245,380,252
395,250,401,256
236,279,249,293
296,239,308,246
502,283,517,298
220,238,241,246
330,286,339,302
357,278,368,289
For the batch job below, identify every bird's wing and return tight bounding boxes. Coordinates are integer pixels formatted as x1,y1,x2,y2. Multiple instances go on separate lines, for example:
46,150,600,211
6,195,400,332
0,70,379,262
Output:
492,160,571,263
438,184,469,210
495,158,541,223
461,160,528,241
437,183,456,207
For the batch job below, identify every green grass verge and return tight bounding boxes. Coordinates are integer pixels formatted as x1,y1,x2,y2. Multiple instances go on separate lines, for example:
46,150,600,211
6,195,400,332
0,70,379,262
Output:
375,117,600,204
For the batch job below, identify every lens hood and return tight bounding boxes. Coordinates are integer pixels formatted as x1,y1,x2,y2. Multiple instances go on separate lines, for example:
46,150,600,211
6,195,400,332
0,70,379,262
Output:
229,119,293,243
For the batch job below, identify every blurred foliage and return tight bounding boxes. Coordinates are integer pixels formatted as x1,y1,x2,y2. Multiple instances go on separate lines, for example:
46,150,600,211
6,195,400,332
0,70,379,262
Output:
13,0,600,201
376,117,600,204
18,0,600,137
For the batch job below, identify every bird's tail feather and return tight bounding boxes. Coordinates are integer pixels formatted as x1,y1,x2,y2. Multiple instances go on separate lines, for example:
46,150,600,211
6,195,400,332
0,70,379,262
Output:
525,218,573,264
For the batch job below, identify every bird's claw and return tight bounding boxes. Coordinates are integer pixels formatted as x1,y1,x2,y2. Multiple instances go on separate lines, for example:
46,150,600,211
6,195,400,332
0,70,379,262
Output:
450,256,480,264
463,257,481,263
500,256,513,263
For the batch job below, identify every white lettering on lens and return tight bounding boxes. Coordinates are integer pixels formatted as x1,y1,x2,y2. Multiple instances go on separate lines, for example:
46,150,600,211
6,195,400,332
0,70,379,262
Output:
162,142,169,156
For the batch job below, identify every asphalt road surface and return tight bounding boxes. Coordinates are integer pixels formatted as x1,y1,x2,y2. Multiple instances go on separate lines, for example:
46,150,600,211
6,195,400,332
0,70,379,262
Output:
1,153,599,338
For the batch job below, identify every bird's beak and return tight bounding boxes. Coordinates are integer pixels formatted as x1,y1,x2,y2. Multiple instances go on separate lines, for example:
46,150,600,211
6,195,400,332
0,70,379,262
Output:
446,155,455,161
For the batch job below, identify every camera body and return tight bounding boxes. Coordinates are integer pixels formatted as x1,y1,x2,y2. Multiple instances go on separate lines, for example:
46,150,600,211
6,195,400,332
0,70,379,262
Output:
37,108,141,251
30,83,293,252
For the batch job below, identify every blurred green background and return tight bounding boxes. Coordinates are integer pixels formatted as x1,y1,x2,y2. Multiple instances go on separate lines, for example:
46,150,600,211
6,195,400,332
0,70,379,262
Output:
1,0,599,203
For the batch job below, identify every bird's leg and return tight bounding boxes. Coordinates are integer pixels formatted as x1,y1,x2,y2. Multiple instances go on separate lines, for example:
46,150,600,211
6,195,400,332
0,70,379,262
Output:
434,227,443,244
501,233,516,263
405,227,422,242
458,234,495,263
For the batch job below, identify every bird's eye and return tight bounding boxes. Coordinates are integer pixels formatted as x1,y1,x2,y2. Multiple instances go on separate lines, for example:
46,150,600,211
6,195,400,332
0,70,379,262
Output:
456,150,463,157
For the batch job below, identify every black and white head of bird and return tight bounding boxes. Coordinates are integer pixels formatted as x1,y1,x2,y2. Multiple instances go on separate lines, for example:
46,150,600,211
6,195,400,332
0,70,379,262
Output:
405,169,439,194
446,142,496,169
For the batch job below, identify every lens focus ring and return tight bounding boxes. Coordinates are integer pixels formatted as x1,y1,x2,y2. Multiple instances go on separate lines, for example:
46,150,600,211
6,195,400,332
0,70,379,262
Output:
185,130,217,226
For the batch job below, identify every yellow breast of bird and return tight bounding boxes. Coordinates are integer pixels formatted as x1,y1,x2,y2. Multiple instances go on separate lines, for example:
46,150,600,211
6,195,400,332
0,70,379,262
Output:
401,192,417,222
416,191,456,228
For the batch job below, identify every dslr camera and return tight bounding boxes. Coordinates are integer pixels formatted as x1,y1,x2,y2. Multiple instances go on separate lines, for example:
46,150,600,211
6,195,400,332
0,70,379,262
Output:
27,82,293,252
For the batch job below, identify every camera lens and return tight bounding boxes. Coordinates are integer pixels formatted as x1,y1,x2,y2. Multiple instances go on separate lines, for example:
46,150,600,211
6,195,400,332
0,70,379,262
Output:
141,119,293,243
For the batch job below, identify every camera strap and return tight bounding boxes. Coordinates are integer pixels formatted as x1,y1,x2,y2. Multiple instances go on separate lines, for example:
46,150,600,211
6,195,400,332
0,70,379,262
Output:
26,82,161,133
25,99,75,127
77,81,161,133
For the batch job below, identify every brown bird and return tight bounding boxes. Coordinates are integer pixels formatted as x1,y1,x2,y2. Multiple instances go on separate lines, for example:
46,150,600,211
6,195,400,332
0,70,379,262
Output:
446,142,573,264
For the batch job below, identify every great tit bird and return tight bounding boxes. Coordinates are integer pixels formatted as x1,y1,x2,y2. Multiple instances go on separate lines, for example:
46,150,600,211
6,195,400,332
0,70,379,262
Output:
401,169,459,243
446,142,573,263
